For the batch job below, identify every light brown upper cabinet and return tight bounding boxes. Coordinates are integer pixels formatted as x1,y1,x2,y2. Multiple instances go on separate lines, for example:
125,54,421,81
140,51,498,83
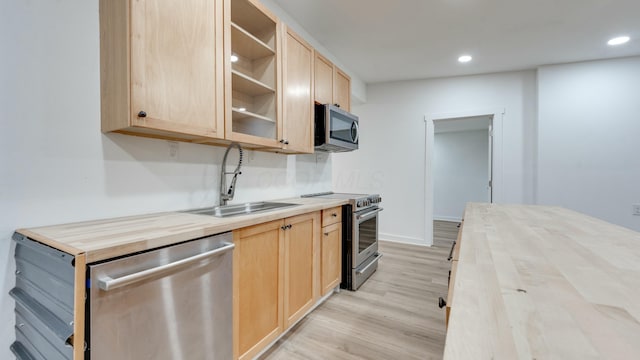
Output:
314,53,334,106
100,0,226,142
225,0,281,148
313,52,352,111
334,67,351,112
280,25,314,154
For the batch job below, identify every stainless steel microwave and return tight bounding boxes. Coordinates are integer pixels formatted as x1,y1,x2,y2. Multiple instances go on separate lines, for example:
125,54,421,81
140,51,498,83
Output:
314,104,359,152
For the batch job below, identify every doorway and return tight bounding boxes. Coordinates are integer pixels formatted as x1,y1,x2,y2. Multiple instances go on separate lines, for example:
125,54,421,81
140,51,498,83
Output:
434,115,492,221
424,109,504,246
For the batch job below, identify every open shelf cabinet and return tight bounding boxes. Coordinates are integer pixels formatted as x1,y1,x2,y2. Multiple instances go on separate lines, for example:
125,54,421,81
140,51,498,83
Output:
226,0,281,147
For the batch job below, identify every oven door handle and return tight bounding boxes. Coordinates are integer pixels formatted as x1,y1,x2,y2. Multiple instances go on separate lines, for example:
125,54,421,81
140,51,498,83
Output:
356,253,383,274
356,207,383,221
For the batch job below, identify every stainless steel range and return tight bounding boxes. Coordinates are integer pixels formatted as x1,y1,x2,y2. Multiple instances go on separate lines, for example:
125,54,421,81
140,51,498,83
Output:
302,192,383,290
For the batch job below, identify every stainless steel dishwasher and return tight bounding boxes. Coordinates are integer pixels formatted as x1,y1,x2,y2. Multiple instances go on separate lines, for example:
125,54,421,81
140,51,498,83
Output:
87,232,234,360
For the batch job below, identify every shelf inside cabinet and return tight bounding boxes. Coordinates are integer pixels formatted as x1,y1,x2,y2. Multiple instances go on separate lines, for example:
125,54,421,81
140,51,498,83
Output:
232,70,275,96
231,23,275,59
232,108,275,123
231,0,276,48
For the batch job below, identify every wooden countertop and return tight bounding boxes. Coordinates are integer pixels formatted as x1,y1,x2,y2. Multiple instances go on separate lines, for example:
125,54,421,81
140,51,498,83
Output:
444,203,640,359
15,197,347,263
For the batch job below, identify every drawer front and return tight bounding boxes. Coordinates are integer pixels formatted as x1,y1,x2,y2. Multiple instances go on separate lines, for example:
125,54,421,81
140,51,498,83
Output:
322,206,342,227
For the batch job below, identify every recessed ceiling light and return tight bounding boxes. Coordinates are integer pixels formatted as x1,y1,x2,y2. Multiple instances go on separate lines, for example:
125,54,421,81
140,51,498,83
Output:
458,55,472,63
230,55,239,62
608,36,630,46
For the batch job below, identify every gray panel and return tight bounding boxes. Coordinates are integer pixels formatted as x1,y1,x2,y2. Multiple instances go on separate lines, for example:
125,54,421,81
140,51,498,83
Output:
11,233,75,360
10,341,36,360
14,303,72,360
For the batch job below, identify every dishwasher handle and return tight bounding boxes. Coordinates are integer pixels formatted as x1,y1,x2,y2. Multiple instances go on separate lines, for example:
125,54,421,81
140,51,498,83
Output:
98,242,235,291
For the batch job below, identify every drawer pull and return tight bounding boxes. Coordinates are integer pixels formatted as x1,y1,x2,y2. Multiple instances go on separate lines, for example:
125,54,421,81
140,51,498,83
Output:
447,241,456,261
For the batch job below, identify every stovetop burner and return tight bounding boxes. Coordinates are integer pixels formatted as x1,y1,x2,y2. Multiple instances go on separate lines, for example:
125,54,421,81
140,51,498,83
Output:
301,191,382,211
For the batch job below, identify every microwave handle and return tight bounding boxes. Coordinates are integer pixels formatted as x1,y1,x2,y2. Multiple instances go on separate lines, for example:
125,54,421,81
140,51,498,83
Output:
352,121,360,143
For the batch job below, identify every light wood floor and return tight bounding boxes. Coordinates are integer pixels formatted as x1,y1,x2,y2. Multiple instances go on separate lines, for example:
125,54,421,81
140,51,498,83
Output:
260,221,458,360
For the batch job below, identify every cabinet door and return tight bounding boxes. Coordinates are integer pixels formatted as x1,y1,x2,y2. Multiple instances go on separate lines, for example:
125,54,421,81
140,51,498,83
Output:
130,0,224,138
314,52,334,105
283,211,320,327
281,26,314,153
233,219,284,360
321,222,342,295
334,67,351,112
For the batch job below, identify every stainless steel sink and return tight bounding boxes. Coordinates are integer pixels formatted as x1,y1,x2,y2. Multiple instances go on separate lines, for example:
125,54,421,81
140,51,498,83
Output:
186,202,299,218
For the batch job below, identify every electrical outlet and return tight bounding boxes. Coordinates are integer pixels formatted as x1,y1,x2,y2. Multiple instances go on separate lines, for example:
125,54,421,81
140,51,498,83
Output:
168,141,179,160
633,204,640,216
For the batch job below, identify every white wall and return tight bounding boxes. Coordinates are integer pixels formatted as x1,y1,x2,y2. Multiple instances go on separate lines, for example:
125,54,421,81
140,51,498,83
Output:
0,1,334,357
333,70,538,245
537,57,640,231
434,129,489,221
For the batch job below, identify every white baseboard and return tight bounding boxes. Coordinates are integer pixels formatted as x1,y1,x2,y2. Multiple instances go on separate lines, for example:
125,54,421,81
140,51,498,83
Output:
379,232,431,247
434,215,462,222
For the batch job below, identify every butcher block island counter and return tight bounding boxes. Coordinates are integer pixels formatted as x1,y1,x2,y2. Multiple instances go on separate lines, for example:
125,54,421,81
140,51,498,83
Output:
445,203,640,360
12,196,348,360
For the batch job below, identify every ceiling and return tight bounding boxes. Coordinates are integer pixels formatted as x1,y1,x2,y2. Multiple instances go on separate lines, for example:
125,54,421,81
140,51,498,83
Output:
272,0,640,83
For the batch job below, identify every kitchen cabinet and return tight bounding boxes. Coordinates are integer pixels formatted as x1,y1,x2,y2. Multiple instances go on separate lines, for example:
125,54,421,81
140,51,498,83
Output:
313,52,352,111
321,222,342,295
233,219,284,360
314,53,334,106
280,25,315,153
225,0,281,148
283,212,320,327
233,211,321,360
334,68,352,112
100,0,344,153
12,199,346,360
100,0,225,142
320,206,342,295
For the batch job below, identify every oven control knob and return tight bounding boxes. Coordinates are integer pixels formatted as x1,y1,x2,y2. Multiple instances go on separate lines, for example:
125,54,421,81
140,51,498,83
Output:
357,201,363,207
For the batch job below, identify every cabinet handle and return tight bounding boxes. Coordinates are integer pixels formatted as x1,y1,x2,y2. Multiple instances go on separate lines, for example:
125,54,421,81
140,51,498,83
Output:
281,225,287,231
324,232,329,236
333,103,340,108
447,241,456,261
279,139,289,145
287,224,292,229
438,297,447,309
137,110,147,118
331,213,337,217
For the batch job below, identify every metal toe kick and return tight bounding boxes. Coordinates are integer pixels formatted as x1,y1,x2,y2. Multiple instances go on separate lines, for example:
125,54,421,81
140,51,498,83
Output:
352,253,383,290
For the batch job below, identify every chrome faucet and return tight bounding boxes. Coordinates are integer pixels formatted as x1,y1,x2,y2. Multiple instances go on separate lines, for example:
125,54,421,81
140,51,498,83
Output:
219,142,243,206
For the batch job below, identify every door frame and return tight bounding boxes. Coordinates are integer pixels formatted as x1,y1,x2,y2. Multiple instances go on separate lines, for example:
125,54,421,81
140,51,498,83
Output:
423,108,505,246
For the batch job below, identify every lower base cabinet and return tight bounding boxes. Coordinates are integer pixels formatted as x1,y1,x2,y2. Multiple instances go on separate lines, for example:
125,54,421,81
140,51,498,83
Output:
233,211,322,360
283,212,321,327
321,222,342,295
233,220,284,360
